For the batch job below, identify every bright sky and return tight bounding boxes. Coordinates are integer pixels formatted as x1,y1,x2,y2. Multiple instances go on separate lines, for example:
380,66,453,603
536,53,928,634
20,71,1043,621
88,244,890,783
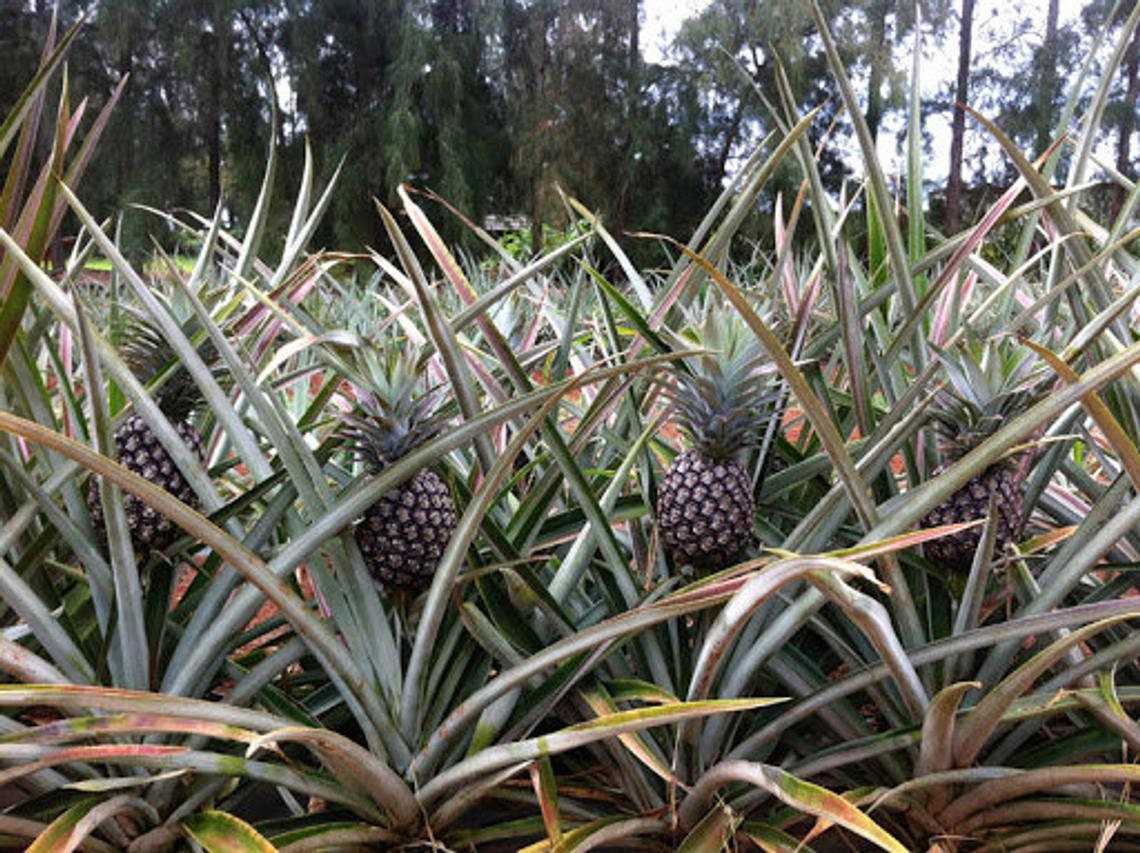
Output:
639,0,1094,184
642,0,709,64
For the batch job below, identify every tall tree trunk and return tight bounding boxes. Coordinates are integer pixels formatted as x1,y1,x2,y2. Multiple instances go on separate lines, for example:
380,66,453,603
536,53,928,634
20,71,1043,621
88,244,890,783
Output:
613,0,639,241
115,45,135,195
1032,0,1060,157
865,0,890,142
206,28,223,212
945,0,975,234
714,102,746,189
527,13,549,256
1112,22,1140,221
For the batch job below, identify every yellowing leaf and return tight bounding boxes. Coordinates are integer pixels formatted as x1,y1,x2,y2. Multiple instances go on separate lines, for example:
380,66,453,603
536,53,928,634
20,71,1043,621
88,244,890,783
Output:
181,811,276,853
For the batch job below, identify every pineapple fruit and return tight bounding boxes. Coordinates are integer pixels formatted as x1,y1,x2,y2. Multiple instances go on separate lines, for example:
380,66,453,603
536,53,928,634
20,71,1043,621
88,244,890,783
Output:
341,352,457,597
88,309,208,553
657,311,773,571
920,337,1044,574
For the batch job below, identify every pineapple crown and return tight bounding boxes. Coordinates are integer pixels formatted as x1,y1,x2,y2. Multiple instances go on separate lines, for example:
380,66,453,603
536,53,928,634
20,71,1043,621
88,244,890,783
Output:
116,299,218,421
340,346,448,470
663,307,776,460
929,334,1045,462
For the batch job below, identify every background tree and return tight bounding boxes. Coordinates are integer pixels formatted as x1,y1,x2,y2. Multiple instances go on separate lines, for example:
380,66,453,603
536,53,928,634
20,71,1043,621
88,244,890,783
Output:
0,0,1133,260
944,0,975,233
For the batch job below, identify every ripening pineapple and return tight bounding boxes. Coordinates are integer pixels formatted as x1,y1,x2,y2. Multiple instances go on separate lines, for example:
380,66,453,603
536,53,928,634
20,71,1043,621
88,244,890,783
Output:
920,337,1044,574
341,353,457,597
656,311,774,571
88,309,209,553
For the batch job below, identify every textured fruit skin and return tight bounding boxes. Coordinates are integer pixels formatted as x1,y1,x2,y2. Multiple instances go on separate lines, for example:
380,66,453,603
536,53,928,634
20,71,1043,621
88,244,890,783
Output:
354,468,458,595
920,463,1025,574
657,450,755,570
88,414,204,553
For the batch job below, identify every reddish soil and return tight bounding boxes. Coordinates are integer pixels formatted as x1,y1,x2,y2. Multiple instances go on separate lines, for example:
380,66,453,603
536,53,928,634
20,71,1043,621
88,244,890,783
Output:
171,558,315,660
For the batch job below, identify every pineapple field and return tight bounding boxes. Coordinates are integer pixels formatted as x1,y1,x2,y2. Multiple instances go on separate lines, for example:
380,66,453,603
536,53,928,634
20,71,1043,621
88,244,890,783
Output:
2,2,1140,851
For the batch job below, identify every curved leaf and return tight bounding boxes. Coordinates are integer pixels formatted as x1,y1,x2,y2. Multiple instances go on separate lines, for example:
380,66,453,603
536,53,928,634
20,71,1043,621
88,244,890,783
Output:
419,698,778,809
679,760,907,853
181,811,276,853
247,727,416,827
25,796,123,853
954,616,1138,767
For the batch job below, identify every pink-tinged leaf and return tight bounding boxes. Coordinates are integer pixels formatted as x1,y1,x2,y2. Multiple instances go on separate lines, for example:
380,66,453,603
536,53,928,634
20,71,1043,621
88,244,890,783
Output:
398,186,476,301
461,351,510,406
968,105,1118,310
529,756,563,844
884,176,1027,366
0,684,288,731
0,713,257,746
823,523,984,564
773,194,799,316
250,263,324,357
0,744,187,789
520,282,547,353
0,98,85,297
931,269,976,347
233,258,321,344
0,9,81,166
680,760,907,853
181,811,276,853
790,264,822,358
42,72,130,254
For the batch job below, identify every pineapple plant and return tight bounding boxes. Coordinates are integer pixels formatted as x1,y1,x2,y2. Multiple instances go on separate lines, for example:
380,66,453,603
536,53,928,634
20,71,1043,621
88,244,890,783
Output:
87,307,210,553
657,310,774,571
341,350,457,597
920,336,1045,574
